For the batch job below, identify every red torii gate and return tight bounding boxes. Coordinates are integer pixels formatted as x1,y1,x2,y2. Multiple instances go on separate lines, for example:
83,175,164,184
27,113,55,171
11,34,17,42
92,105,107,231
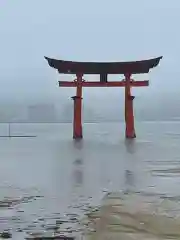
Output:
45,56,162,139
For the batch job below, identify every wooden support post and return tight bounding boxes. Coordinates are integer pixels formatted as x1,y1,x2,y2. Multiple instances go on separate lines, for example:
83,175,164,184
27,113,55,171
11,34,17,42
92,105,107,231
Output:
71,73,83,139
124,73,136,139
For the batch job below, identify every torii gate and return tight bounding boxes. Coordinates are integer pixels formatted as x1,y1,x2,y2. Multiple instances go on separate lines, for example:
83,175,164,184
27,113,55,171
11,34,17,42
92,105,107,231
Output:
45,56,162,139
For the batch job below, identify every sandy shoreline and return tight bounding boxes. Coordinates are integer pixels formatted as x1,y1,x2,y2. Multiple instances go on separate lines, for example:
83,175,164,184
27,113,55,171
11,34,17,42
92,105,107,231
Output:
81,192,180,240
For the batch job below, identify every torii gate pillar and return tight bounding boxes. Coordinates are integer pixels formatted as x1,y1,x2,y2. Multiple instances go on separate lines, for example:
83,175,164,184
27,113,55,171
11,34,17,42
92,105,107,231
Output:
124,73,136,138
71,73,137,140
71,73,83,139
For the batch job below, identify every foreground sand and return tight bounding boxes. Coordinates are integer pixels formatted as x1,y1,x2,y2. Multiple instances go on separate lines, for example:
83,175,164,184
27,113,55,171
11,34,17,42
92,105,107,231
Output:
81,192,180,240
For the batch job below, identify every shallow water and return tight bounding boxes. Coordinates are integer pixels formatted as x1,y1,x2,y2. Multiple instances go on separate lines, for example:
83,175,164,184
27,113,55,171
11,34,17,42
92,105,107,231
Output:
0,122,180,239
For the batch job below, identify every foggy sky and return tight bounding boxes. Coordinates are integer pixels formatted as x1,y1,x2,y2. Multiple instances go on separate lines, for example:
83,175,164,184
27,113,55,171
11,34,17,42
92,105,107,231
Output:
0,0,179,106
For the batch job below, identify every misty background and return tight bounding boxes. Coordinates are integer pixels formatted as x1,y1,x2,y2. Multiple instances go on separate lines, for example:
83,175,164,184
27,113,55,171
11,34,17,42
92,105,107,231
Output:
0,0,179,122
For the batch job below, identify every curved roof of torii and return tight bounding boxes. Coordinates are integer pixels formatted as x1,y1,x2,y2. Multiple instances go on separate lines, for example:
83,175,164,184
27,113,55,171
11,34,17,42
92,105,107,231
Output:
44,56,162,74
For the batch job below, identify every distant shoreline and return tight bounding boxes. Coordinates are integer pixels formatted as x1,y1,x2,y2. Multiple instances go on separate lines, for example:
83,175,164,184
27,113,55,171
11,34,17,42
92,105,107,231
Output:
0,120,180,124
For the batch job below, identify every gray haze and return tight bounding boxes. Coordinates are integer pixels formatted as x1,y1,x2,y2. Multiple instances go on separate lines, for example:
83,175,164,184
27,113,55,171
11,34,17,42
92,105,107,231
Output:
0,0,180,121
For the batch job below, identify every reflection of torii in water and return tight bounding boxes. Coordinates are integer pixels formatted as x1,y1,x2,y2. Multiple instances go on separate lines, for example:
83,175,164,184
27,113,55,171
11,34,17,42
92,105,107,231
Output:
124,139,136,193
68,158,84,210
73,158,83,187
125,169,134,191
70,140,84,205
72,140,84,187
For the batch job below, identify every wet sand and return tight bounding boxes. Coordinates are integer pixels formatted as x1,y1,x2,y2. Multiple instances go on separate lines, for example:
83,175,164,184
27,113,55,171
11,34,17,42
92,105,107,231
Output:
82,192,180,239
0,122,180,239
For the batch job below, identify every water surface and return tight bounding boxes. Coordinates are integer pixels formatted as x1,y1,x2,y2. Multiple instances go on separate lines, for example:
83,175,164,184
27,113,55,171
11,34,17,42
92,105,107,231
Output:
0,122,180,239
